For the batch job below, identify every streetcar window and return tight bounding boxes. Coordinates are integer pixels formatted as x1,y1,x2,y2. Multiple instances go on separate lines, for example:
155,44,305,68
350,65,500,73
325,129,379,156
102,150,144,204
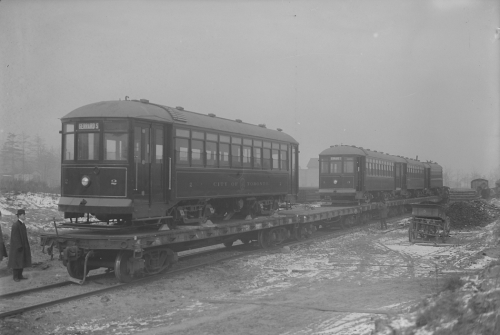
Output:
65,123,74,132
321,160,329,174
262,148,271,169
206,141,218,167
175,138,189,165
134,127,141,164
343,158,354,173
144,128,150,164
231,144,242,167
272,149,279,169
281,150,288,171
191,140,204,166
155,128,163,163
192,131,204,140
243,138,252,146
242,146,251,167
64,133,75,161
253,140,262,147
263,141,271,148
272,142,279,149
206,133,218,141
104,121,128,161
232,137,242,144
219,143,230,166
220,135,230,143
77,133,100,160
330,161,341,174
253,147,262,169
280,144,288,151
63,123,75,161
105,133,128,161
176,129,190,138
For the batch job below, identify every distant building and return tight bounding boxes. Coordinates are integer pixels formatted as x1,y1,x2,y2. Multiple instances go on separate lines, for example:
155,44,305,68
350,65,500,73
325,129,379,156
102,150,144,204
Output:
299,158,319,188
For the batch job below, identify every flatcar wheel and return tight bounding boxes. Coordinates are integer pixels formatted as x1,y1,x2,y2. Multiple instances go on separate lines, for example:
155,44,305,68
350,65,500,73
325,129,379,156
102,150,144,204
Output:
144,248,174,275
67,258,89,280
293,224,307,241
258,230,269,248
266,228,281,247
115,250,135,283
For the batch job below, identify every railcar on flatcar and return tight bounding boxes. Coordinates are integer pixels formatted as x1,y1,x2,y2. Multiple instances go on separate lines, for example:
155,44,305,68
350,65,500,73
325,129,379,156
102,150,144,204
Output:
318,145,443,203
59,99,299,228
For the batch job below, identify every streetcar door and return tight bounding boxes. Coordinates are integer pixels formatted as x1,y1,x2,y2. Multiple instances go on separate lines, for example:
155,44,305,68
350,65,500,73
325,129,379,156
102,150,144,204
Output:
424,167,431,189
395,163,401,189
291,145,299,197
356,157,365,191
401,163,407,191
134,124,151,204
151,125,165,203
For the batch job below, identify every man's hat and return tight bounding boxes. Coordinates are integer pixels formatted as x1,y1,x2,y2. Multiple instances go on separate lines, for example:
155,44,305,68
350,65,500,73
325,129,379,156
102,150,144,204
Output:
16,209,26,216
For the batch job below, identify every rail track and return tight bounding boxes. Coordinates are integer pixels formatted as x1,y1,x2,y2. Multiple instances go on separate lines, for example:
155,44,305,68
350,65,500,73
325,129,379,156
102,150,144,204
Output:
0,212,411,319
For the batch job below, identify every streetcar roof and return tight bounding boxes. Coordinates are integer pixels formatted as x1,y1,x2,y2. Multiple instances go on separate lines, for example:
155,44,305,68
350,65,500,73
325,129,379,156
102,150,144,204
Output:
319,145,438,167
62,100,298,144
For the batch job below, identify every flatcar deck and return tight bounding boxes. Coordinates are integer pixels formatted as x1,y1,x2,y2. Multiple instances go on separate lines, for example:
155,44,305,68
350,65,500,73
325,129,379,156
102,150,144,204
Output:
41,196,440,248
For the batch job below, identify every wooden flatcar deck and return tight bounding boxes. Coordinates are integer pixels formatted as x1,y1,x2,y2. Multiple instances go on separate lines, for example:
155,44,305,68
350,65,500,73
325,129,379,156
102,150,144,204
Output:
40,196,440,252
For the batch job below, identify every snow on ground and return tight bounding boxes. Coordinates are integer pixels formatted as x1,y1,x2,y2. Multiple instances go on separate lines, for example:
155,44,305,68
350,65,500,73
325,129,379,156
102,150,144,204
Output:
221,216,500,304
0,192,59,215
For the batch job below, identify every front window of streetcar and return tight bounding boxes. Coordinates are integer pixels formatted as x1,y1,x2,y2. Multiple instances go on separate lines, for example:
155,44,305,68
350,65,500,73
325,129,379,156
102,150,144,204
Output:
343,157,354,173
77,130,100,161
329,157,342,174
104,121,128,161
63,123,75,161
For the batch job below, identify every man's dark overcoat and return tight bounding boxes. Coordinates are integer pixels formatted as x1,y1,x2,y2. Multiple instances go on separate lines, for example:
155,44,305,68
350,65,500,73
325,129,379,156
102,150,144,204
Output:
0,225,7,261
7,220,31,269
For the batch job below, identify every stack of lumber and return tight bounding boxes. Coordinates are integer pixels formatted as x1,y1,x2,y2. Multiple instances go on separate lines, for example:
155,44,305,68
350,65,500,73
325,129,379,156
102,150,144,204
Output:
448,188,480,203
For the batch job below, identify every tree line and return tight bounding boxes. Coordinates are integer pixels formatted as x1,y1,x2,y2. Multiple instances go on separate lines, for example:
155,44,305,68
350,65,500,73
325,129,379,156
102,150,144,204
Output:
0,132,60,192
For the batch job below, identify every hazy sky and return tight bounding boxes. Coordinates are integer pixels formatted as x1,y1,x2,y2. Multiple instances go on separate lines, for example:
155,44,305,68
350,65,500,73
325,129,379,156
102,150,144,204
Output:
1,0,499,175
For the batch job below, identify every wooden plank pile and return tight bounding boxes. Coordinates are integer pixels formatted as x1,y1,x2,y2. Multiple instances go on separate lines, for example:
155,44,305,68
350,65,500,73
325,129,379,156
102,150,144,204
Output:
448,188,480,203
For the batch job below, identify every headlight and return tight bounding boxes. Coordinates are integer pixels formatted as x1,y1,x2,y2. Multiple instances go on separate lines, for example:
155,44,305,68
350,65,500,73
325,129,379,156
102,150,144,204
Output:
81,175,90,187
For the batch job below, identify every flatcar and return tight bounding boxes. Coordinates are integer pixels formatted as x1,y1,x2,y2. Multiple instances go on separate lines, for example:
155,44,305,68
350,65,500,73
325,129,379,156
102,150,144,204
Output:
318,145,444,203
59,99,299,228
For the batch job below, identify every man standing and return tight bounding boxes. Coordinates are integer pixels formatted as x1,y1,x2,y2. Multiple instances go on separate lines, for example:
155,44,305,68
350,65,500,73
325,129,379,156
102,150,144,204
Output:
379,199,388,230
8,209,32,282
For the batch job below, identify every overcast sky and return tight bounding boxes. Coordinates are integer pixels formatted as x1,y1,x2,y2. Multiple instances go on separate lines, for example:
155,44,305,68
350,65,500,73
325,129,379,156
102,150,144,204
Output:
1,0,499,175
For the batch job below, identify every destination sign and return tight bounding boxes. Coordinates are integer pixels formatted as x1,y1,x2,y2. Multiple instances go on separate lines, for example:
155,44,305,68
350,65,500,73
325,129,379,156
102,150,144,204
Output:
79,123,99,130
